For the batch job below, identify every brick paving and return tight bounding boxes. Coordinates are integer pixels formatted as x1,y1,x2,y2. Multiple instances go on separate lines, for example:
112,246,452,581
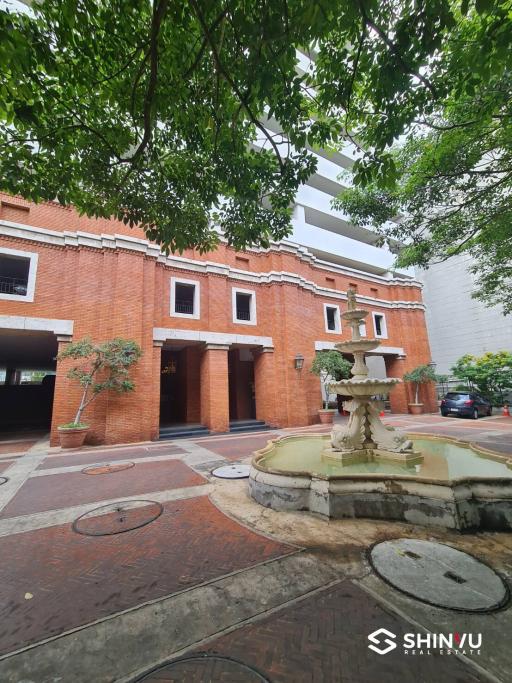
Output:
37,444,186,470
0,460,206,518
0,440,38,455
195,433,280,460
0,461,13,474
0,496,294,655
170,582,483,683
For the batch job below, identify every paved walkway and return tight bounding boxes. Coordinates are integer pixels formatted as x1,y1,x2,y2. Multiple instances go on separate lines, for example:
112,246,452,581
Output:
0,414,511,682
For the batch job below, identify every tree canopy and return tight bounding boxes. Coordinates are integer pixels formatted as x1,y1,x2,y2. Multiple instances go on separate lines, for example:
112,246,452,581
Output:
1,1,510,257
451,351,512,404
337,2,512,312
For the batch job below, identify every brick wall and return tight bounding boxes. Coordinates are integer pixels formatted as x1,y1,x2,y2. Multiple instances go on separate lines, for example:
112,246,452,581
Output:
0,196,435,445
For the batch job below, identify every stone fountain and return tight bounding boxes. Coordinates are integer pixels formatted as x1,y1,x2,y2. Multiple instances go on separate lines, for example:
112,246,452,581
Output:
248,288,512,531
325,289,422,466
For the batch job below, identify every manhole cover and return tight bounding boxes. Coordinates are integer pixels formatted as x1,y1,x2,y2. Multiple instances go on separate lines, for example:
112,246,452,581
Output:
82,462,134,475
212,464,251,479
0,476,8,486
134,654,270,682
370,539,509,612
72,500,163,536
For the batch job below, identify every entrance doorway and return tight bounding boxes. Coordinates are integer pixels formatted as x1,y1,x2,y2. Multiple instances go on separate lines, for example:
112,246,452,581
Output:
228,348,256,421
0,329,57,433
159,346,201,427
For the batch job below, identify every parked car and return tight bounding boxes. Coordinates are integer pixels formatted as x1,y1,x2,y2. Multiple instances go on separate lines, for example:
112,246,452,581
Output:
440,392,492,419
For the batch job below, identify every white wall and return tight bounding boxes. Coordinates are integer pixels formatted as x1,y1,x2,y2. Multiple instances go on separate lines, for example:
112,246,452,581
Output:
419,253,512,374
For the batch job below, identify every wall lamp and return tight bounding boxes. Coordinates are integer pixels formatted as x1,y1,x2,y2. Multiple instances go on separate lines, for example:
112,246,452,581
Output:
294,353,305,371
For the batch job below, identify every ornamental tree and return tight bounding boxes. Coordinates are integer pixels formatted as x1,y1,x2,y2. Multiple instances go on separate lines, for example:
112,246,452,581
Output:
336,4,512,313
451,351,512,404
403,364,438,405
1,1,510,254
311,351,352,409
57,337,142,426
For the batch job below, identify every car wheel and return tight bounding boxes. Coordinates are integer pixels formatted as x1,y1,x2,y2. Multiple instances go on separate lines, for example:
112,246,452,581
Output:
441,411,448,417
472,408,479,420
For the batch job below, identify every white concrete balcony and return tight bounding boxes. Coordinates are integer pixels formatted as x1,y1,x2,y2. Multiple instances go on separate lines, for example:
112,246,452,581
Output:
289,217,414,278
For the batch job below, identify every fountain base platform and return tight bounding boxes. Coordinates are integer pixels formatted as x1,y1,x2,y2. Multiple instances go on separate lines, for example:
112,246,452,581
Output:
249,434,512,531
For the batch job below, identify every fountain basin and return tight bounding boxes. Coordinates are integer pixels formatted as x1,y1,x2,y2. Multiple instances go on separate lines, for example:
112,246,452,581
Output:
249,434,512,531
331,377,400,397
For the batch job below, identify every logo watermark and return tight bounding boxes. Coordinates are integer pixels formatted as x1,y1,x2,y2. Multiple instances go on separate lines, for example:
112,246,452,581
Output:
367,629,482,656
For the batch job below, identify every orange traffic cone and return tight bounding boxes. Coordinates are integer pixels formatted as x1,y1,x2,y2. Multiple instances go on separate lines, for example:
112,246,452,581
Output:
503,404,510,417
379,409,385,417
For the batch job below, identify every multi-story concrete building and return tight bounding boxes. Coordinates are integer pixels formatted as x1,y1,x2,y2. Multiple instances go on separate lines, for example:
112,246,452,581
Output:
0,178,435,446
419,255,512,375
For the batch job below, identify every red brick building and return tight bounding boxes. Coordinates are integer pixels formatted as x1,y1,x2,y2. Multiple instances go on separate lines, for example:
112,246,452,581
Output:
0,194,436,446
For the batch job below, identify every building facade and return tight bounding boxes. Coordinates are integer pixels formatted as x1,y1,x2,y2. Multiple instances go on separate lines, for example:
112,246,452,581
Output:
419,255,512,376
0,194,436,446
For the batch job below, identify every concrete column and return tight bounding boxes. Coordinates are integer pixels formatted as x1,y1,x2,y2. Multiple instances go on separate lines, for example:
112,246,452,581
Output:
254,347,278,426
200,343,230,433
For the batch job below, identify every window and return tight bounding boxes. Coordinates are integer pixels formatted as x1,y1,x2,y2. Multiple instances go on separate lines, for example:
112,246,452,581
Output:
0,247,38,302
170,277,200,319
372,312,388,339
323,304,341,333
232,287,257,325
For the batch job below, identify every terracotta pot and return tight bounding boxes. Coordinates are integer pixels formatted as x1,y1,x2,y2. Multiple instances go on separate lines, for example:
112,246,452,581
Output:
58,426,89,448
408,403,424,415
318,409,336,424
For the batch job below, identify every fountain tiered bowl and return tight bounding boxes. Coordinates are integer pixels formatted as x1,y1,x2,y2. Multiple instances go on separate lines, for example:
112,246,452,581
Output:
248,292,512,531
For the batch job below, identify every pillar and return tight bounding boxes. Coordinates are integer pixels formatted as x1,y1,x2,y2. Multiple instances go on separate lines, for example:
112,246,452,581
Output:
150,341,163,440
50,335,78,446
384,355,409,414
254,347,277,426
200,343,229,433
184,346,201,423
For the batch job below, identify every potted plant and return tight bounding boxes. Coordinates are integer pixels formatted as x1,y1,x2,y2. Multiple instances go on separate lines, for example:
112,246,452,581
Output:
403,364,438,415
311,350,352,424
57,337,142,448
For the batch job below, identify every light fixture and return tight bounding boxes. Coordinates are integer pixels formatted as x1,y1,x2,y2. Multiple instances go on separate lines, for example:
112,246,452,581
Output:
294,353,305,371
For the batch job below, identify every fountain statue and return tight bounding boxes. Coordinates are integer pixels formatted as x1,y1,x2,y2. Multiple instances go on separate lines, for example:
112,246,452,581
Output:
249,286,512,530
325,289,422,465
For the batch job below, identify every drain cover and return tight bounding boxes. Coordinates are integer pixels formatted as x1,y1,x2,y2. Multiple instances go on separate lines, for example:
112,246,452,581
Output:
370,539,509,612
0,476,8,486
211,464,250,479
135,654,270,682
72,500,163,536
82,462,134,475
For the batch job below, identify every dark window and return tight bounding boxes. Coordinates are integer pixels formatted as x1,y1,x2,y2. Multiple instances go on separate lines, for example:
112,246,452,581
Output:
374,314,384,336
326,307,337,331
446,393,469,400
174,282,195,314
0,254,30,296
236,292,252,320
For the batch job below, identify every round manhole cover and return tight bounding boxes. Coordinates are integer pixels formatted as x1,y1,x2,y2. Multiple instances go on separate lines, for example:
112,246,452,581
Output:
370,539,509,612
82,462,134,475
212,464,251,479
0,476,8,486
73,500,163,536
135,654,270,682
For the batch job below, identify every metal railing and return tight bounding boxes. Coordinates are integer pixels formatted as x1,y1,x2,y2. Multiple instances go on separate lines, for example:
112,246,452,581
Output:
236,309,251,321
0,276,27,295
175,299,194,314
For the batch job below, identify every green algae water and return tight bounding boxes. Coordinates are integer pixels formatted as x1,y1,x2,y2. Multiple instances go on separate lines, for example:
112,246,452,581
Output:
257,436,511,480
